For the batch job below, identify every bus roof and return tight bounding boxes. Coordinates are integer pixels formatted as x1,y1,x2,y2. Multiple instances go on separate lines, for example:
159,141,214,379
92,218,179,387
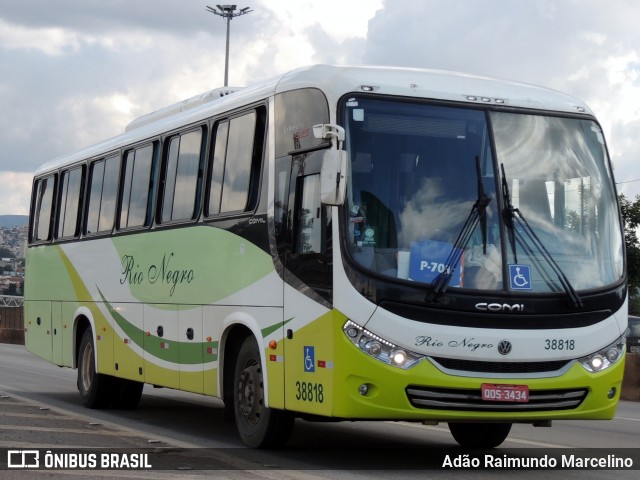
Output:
35,64,593,176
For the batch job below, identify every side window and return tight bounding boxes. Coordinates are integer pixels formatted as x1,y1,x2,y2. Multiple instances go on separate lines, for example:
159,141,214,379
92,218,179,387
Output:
274,88,329,157
206,108,264,216
30,175,56,243
161,128,204,222
57,166,84,239
119,144,155,229
207,122,228,215
86,155,120,234
221,112,256,212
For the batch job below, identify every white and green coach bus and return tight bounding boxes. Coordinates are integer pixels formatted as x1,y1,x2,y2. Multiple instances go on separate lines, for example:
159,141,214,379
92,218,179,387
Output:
25,65,627,448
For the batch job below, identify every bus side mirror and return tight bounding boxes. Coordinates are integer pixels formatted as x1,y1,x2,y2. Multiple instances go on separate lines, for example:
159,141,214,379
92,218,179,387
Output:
320,149,348,205
314,123,348,206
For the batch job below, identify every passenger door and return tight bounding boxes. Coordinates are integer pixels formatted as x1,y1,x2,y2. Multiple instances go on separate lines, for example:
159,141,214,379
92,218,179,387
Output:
281,149,334,415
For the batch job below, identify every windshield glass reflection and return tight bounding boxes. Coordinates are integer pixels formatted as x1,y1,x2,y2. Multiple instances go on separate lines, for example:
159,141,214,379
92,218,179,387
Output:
344,98,502,290
492,113,623,292
343,97,623,293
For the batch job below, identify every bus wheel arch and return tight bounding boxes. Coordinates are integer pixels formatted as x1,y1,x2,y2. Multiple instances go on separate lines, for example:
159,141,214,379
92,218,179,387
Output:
233,335,294,448
220,324,294,448
220,324,252,420
73,314,92,370
73,312,143,410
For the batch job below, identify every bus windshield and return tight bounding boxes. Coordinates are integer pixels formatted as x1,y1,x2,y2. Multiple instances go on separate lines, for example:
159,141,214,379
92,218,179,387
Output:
343,97,623,293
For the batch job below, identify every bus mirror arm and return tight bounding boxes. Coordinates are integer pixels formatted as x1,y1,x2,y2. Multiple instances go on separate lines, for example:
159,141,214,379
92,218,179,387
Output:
313,123,345,149
314,124,348,206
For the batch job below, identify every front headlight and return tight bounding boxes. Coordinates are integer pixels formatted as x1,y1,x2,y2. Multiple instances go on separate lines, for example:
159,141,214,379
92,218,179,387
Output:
343,320,424,369
578,335,626,373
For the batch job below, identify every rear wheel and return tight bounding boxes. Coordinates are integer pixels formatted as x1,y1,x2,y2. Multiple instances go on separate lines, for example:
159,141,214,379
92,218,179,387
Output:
233,336,294,448
448,422,512,448
77,329,111,409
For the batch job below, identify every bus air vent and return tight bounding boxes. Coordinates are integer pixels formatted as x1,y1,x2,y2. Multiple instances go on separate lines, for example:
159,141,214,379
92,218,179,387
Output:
430,357,571,375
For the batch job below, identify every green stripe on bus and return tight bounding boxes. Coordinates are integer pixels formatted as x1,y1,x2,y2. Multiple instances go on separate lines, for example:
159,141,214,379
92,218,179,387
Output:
97,287,218,364
262,317,292,337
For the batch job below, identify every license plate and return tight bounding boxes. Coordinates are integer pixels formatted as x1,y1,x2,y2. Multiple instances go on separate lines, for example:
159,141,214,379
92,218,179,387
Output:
481,383,529,403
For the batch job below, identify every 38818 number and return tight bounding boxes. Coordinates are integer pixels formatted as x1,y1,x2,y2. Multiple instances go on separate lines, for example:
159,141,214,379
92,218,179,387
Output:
544,339,575,350
295,381,324,403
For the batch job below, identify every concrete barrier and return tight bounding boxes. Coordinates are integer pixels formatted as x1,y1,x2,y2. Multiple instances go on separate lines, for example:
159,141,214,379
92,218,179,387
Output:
621,354,640,401
0,305,24,345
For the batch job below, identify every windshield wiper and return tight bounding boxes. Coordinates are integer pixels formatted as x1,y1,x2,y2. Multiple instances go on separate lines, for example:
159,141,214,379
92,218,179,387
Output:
500,164,583,308
431,156,491,296
500,163,518,263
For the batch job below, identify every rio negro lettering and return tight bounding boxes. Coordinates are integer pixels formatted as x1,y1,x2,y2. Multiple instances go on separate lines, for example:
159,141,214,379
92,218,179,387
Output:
415,336,493,352
448,337,493,352
120,253,195,296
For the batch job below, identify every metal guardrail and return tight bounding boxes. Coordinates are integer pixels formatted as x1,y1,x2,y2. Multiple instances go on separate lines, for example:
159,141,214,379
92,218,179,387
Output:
0,295,23,307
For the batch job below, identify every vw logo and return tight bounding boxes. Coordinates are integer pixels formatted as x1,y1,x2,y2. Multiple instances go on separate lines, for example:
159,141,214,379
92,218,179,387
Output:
497,340,512,356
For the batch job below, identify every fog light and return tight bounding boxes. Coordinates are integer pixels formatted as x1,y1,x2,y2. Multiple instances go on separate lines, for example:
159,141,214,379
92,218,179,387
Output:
359,384,369,396
608,387,616,399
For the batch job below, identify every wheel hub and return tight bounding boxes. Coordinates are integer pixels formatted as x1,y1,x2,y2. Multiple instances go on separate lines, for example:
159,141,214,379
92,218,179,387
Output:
237,363,262,423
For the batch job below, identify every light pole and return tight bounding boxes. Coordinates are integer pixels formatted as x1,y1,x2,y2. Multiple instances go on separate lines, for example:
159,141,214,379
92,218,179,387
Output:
206,4,253,87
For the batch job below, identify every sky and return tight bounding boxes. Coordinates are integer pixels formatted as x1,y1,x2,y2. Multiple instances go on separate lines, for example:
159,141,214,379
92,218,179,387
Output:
1,0,640,215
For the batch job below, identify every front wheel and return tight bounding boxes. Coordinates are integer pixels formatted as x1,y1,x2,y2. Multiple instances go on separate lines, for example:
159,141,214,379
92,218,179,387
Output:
448,422,512,448
233,337,294,448
77,329,111,408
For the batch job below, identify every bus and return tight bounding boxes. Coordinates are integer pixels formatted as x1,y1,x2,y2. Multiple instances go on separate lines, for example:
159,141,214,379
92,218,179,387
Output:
25,65,627,449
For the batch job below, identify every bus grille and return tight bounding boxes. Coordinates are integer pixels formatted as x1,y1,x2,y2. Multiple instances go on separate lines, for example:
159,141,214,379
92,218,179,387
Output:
430,357,571,374
406,386,588,411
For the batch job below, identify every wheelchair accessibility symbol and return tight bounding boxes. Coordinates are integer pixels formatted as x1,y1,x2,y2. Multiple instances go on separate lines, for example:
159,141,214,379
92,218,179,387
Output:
509,264,532,290
304,346,315,372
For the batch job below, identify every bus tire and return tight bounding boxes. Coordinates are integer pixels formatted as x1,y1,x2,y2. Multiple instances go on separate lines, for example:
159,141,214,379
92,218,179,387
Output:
109,378,143,409
77,329,111,409
448,422,512,448
233,336,294,448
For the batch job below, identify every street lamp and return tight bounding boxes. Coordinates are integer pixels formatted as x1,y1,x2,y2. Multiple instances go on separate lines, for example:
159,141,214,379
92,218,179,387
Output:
206,4,253,87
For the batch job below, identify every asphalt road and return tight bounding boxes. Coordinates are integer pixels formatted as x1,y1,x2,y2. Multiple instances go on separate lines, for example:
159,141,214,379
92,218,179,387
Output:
1,342,639,479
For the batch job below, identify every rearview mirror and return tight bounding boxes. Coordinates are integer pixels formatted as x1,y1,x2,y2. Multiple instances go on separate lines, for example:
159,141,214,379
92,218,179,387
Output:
313,123,347,205
320,149,348,205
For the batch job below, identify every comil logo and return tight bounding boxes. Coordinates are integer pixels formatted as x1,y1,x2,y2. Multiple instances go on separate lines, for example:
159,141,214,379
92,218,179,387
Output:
7,450,39,468
475,303,524,312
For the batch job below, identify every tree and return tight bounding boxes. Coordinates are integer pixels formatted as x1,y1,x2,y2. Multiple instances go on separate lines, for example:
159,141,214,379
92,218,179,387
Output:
619,194,640,312
0,246,14,259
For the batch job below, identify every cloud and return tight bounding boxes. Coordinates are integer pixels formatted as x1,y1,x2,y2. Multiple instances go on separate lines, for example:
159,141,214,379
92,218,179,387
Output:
362,0,640,195
0,0,383,214
1,0,639,217
0,172,32,215
0,0,216,36
0,18,81,55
